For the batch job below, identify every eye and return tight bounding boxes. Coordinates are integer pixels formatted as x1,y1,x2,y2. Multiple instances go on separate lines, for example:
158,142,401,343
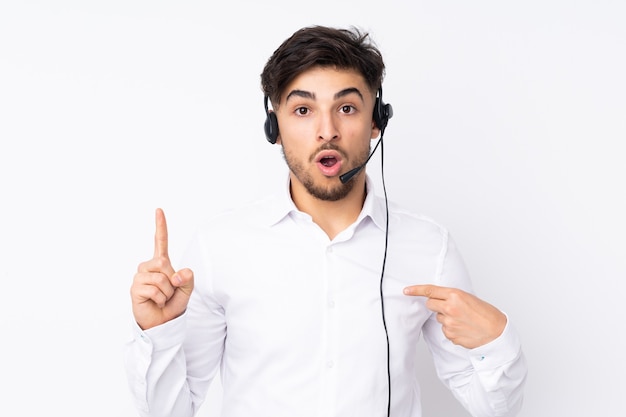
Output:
340,105,356,114
295,107,309,116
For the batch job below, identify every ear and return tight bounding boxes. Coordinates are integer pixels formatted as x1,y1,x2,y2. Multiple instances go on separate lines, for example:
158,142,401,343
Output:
371,121,381,139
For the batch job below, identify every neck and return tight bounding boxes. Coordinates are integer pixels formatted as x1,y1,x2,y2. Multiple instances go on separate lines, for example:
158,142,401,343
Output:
290,176,367,240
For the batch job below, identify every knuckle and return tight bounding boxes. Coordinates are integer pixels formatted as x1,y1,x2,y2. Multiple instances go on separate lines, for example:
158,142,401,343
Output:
149,272,169,287
443,304,458,317
132,271,150,287
447,288,461,299
152,256,171,270
147,285,164,301
137,260,150,272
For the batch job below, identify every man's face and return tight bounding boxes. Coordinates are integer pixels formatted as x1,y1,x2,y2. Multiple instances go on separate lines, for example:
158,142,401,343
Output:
275,67,380,201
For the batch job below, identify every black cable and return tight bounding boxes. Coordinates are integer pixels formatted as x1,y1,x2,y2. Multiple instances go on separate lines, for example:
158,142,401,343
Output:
378,132,391,417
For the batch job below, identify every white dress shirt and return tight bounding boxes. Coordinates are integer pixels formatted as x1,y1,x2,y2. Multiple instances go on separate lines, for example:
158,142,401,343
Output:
124,175,526,417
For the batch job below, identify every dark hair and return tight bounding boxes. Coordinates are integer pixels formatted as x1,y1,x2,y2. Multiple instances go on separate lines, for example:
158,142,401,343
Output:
260,25,386,106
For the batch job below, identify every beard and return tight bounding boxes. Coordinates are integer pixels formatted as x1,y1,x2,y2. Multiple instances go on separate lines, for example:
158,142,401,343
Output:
282,143,370,202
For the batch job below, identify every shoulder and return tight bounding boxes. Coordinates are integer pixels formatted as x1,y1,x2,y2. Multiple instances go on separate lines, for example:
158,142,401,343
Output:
383,197,449,239
194,193,282,238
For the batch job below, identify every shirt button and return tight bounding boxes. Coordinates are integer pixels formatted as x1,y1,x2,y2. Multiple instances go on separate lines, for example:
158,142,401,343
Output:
327,246,334,253
328,300,335,308
326,361,334,368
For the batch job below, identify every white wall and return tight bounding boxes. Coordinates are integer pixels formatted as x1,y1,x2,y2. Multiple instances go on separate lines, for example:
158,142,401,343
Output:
1,1,624,416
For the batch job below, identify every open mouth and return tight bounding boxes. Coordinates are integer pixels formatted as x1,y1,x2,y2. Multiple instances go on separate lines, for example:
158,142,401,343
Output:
315,150,343,176
320,155,338,167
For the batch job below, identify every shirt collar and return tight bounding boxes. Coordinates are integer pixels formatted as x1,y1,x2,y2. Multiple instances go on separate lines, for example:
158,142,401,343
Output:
264,173,387,232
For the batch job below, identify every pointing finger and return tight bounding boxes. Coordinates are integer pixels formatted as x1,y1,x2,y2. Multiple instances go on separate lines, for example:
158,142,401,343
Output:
153,208,169,259
403,284,449,300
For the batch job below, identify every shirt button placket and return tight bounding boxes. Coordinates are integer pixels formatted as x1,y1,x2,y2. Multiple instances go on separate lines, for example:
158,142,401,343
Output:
324,244,338,416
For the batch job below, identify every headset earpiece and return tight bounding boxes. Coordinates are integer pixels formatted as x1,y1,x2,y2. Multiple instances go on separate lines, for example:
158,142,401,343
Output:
264,96,279,144
373,87,393,132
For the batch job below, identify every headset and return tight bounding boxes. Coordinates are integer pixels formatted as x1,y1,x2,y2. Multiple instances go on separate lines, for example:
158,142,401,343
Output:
263,95,279,144
263,86,394,417
264,87,392,144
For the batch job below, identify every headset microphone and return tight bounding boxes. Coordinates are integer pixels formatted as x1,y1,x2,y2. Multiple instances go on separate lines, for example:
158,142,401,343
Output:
339,165,364,184
339,138,381,184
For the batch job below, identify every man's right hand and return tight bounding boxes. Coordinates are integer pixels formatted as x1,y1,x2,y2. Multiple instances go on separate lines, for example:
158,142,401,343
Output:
131,208,194,330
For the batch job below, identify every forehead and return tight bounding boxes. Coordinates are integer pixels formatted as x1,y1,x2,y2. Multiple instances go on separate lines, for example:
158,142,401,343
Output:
281,67,373,103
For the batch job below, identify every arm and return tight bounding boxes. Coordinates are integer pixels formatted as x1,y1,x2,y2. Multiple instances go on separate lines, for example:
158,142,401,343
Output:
124,209,225,417
124,302,226,417
404,234,527,417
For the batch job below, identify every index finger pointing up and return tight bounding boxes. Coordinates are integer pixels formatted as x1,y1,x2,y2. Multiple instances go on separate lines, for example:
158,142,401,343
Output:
154,207,169,259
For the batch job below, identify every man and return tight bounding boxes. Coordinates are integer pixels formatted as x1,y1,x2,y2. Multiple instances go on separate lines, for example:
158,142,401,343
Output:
125,25,527,417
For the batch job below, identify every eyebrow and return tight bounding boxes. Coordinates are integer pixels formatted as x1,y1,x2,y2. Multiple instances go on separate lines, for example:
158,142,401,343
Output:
285,87,365,103
334,87,364,102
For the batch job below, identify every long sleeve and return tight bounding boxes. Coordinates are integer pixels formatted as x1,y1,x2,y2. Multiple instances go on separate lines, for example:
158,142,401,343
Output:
424,313,527,416
124,230,227,417
423,233,527,417
124,302,227,417
124,315,197,417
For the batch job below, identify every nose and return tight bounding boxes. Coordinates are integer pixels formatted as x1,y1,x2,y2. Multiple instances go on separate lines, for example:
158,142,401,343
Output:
317,112,340,142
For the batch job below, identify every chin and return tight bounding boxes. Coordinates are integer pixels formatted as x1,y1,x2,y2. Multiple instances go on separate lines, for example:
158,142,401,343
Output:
306,179,354,202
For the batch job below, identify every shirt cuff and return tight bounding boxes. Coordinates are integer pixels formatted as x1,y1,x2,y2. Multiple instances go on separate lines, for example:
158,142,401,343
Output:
468,313,522,369
133,311,187,352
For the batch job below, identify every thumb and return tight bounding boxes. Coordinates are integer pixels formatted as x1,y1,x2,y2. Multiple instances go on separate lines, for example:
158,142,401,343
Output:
172,267,194,294
166,267,195,315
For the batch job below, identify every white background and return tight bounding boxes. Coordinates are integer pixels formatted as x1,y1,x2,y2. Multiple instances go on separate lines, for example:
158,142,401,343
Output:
1,1,624,416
